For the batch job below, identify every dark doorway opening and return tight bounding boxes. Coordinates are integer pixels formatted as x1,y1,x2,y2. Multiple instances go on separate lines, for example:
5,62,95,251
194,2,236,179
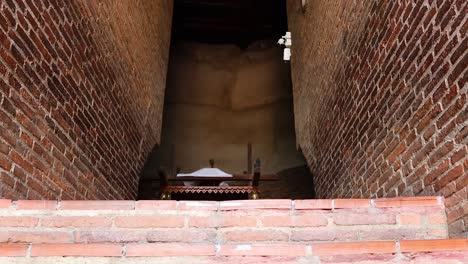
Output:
138,0,313,200
171,0,288,48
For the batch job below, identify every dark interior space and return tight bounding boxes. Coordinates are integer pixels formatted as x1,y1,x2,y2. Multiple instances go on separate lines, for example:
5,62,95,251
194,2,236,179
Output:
171,0,288,47
137,0,314,200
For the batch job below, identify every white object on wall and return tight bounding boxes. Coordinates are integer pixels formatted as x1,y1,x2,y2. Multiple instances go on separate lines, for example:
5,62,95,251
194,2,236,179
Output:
278,32,292,61
301,0,308,12
283,48,291,61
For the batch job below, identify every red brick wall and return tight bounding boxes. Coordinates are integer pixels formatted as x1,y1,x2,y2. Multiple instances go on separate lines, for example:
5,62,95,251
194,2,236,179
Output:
0,1,173,200
287,0,467,237
0,197,461,261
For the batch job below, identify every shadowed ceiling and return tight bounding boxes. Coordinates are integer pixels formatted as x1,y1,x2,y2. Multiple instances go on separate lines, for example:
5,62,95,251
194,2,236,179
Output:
172,0,288,47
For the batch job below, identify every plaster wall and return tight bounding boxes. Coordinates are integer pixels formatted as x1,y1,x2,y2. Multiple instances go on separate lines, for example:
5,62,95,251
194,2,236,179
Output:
156,41,305,175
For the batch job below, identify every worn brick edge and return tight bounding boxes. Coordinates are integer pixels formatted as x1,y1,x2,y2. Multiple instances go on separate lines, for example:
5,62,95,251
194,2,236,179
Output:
0,196,444,211
0,239,466,257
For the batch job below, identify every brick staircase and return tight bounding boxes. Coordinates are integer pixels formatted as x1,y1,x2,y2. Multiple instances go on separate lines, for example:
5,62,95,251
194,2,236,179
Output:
0,197,467,263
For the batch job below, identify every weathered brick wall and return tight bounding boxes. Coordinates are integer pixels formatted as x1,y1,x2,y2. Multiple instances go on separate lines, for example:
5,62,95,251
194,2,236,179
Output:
287,0,467,237
0,1,173,200
1,197,463,263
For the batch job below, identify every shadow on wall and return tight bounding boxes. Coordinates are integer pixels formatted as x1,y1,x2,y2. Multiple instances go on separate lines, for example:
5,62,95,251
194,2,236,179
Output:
137,145,162,199
261,165,316,199
161,40,305,174
138,40,314,199
137,146,315,200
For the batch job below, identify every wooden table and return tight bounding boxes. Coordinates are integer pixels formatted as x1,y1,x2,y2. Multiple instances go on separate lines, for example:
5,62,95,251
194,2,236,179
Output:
168,174,278,182
159,173,278,200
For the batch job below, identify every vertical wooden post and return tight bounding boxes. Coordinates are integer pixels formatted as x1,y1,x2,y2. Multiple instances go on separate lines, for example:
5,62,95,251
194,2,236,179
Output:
247,143,252,174
159,169,170,200
170,143,175,176
250,158,261,199
252,171,260,187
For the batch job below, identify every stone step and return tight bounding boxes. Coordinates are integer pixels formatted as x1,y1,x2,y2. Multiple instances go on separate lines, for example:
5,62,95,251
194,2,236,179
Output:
0,197,466,263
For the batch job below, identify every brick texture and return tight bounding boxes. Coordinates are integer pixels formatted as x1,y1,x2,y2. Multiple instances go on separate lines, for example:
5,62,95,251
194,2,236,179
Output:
0,198,466,262
0,198,450,244
0,1,173,200
287,0,467,237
